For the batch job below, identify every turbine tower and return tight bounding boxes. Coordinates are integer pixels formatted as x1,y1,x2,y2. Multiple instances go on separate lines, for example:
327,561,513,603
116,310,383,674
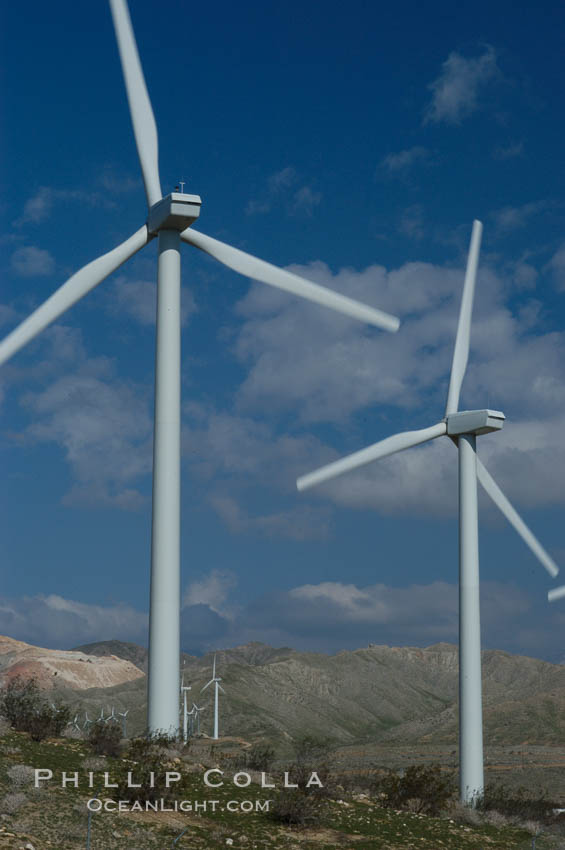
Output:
297,220,560,805
0,0,401,735
180,670,192,744
201,654,224,740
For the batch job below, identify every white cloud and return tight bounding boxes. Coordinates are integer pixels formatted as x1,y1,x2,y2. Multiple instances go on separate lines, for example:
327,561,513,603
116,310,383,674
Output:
11,246,55,277
291,186,322,216
379,146,430,175
548,243,565,291
208,493,331,540
424,45,498,125
491,201,548,233
0,594,147,648
16,185,116,226
493,141,524,160
399,205,425,240
183,570,237,615
246,166,321,218
21,368,152,509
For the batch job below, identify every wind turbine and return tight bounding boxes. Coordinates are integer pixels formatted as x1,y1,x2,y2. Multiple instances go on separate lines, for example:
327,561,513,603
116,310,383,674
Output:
191,702,205,736
297,220,560,805
118,709,129,738
180,670,192,744
0,0,399,733
201,654,224,740
0,0,400,736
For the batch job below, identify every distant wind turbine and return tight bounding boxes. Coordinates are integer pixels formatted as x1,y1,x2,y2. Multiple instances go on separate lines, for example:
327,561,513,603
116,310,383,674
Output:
201,654,224,740
0,0,400,736
297,220,560,805
180,670,192,744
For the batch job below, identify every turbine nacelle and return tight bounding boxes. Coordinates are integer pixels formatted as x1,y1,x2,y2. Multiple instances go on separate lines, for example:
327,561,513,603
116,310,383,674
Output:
446,409,505,437
147,192,202,235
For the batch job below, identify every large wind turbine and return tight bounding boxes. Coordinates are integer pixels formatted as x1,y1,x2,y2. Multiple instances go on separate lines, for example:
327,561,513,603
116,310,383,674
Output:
297,220,560,804
201,654,225,740
0,0,400,735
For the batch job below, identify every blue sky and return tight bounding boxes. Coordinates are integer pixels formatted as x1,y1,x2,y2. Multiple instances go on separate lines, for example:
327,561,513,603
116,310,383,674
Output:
1,0,564,661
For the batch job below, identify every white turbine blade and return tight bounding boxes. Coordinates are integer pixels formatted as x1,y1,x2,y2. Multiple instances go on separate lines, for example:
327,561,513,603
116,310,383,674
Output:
0,225,151,368
548,586,565,602
445,220,483,416
297,421,446,492
201,679,213,693
181,227,400,332
108,0,162,207
476,457,559,578
213,653,216,678
218,684,226,695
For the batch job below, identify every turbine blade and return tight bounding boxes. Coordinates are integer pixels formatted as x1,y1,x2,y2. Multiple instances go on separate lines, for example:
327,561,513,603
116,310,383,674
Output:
201,680,213,693
548,586,565,602
218,684,226,694
445,220,483,416
0,225,151,367
108,0,162,207
297,421,446,492
180,228,400,332
476,457,559,578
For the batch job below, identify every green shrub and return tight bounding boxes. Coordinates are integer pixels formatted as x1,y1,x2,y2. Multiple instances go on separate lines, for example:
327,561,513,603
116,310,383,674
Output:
0,677,71,741
477,783,559,824
268,788,325,827
374,764,454,816
238,741,276,772
88,721,122,757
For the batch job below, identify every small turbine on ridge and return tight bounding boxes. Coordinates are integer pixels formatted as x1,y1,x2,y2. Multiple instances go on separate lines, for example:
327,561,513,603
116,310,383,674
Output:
201,653,224,740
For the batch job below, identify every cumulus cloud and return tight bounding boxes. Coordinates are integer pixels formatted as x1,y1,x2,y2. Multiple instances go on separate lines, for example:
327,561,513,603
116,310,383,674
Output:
0,576,555,659
0,594,147,649
379,146,431,176
491,201,549,233
424,45,498,125
208,494,331,540
183,570,237,615
548,243,565,291
11,246,55,277
21,366,152,509
16,185,116,226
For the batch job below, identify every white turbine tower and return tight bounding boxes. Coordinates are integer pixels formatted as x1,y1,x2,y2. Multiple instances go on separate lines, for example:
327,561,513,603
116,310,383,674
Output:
118,709,129,738
201,654,225,740
180,670,192,744
297,220,560,805
0,0,400,736
192,702,205,736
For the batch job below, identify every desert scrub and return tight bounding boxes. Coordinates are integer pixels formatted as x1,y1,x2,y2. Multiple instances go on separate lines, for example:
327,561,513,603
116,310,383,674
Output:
6,763,35,787
0,790,28,814
0,676,71,741
476,782,560,824
373,763,454,816
88,721,122,757
268,788,326,827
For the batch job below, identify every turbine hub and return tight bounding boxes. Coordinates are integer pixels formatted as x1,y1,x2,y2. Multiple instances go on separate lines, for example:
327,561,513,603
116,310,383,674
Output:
446,409,505,437
147,192,202,234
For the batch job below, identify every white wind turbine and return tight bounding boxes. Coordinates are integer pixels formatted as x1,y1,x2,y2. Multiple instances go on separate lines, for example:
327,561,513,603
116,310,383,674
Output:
297,220,560,805
191,702,205,736
201,654,224,740
0,0,400,735
118,709,129,738
180,670,192,744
